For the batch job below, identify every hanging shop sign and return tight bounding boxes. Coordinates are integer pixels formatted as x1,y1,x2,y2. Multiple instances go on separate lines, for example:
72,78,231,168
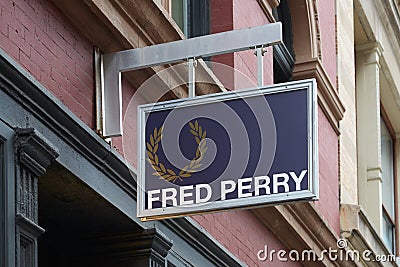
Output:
137,79,318,221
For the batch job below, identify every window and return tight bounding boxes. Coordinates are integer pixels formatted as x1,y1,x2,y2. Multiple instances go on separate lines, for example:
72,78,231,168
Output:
172,0,188,35
272,0,295,83
170,0,210,38
381,116,396,253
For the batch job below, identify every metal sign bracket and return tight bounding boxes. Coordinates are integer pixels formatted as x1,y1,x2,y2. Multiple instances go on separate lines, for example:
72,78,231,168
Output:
98,23,282,137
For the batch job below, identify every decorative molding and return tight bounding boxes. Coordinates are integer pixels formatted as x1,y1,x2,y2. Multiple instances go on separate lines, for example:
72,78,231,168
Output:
355,42,384,68
15,214,45,267
355,42,384,55
293,58,345,135
14,128,58,267
15,128,59,223
15,128,59,177
289,0,321,60
15,214,45,238
312,0,322,60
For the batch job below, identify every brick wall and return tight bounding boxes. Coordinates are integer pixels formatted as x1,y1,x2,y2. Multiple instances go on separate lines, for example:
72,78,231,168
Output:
0,0,95,128
112,77,145,168
210,0,234,89
318,0,337,86
314,0,341,234
315,106,340,234
233,0,273,87
194,210,301,266
210,0,273,90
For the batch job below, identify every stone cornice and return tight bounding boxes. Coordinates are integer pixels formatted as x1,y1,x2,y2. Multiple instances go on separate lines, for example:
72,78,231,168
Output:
293,58,345,135
15,214,45,238
15,128,59,177
355,42,384,55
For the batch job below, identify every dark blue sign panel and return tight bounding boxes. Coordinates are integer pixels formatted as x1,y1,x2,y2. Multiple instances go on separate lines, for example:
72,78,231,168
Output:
137,79,318,220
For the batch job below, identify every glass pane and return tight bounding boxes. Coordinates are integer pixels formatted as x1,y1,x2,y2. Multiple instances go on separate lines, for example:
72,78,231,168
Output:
381,118,395,218
172,0,186,34
382,210,395,253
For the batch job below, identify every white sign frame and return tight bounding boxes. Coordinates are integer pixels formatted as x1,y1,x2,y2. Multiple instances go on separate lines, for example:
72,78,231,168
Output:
137,79,318,221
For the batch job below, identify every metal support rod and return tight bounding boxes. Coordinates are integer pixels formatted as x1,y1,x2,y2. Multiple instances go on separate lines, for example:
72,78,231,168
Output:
256,47,264,87
188,58,196,98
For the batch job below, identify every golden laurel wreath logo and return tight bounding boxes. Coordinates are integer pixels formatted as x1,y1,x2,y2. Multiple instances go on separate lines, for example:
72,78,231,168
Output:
146,120,208,183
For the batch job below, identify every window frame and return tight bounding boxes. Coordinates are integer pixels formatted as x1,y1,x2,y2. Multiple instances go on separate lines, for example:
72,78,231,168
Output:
169,0,210,38
381,106,398,254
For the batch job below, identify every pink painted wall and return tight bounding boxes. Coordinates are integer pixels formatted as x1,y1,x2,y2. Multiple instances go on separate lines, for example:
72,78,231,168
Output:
233,0,273,87
194,210,301,266
318,0,337,87
315,107,340,235
210,0,235,90
211,0,273,90
314,0,340,234
111,77,147,169
0,0,95,128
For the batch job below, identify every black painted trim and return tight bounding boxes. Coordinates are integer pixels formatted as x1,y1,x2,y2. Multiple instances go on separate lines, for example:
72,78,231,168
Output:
188,0,210,38
273,43,295,83
272,0,295,83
